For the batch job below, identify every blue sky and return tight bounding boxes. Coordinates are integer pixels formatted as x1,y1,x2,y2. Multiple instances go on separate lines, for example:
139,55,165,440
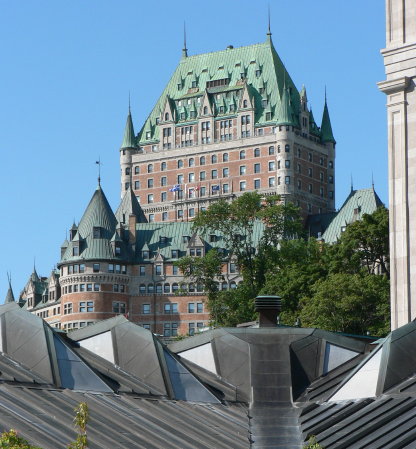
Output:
0,0,386,298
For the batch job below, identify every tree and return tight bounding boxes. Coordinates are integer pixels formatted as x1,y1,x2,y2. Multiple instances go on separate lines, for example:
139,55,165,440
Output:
192,192,302,290
68,402,89,449
182,192,302,325
0,430,42,449
300,272,390,336
328,207,389,278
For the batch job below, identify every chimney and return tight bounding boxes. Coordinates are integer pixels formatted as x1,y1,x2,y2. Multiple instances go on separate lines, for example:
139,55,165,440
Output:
255,295,282,327
129,214,137,244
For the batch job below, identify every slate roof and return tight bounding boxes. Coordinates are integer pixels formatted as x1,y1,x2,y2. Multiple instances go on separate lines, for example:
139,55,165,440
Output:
4,282,14,304
322,188,384,244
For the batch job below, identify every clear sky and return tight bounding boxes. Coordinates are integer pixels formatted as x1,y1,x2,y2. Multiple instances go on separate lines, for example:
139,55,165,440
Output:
0,0,386,299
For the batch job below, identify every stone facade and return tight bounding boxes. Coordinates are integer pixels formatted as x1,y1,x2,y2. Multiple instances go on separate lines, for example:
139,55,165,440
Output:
379,0,416,329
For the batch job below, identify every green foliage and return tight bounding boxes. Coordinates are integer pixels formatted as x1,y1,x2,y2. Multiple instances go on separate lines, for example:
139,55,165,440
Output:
300,272,390,335
303,436,324,449
0,430,42,449
68,402,89,449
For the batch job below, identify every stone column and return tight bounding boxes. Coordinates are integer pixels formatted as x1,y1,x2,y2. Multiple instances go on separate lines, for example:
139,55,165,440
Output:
378,0,416,329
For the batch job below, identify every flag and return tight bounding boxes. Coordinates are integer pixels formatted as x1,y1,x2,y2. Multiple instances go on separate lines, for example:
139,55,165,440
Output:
194,185,200,191
169,184,181,192
212,185,220,191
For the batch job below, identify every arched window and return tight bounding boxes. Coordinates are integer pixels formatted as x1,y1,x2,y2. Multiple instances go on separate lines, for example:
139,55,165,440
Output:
172,283,179,292
189,158,195,167
180,283,187,292
139,284,146,294
178,160,183,168
125,167,130,175
268,146,275,155
156,284,162,294
147,284,154,294
200,156,206,165
240,150,246,160
211,154,217,164
254,148,260,157
165,112,169,121
161,161,167,171
221,282,228,291
203,106,208,115
164,283,170,293
134,166,140,174
223,153,229,162
147,164,153,173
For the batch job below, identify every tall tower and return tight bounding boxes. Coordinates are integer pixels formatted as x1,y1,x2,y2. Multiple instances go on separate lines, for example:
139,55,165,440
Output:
378,0,416,329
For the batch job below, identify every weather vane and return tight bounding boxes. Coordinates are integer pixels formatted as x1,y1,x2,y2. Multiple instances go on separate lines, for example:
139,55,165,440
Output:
96,158,103,186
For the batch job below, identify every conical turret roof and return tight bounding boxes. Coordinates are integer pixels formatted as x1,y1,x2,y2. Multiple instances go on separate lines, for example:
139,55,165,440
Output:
121,109,137,149
115,186,148,224
60,185,121,263
321,99,336,144
276,86,295,126
4,281,15,304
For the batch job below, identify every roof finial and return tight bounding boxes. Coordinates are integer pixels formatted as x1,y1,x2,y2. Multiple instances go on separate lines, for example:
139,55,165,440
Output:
325,85,327,104
7,271,11,287
182,22,188,58
128,91,131,114
351,173,354,192
372,172,375,190
96,158,102,186
267,4,271,36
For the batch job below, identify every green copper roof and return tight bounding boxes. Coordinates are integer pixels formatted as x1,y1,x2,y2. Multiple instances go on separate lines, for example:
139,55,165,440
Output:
276,86,296,126
135,221,265,261
115,187,147,224
322,188,384,244
121,109,137,149
320,100,336,143
138,36,300,143
60,186,124,263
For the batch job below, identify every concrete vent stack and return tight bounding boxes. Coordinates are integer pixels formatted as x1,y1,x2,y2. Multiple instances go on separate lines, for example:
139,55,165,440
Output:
255,295,281,327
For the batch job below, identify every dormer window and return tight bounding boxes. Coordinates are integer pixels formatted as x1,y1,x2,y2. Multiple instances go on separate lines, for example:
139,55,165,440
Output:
180,112,185,120
146,131,151,139
210,234,217,242
115,244,121,256
93,227,101,239
255,69,261,77
171,249,179,258
182,235,190,243
142,250,150,259
177,83,182,90
243,100,248,108
203,106,208,115
191,80,197,88
73,247,79,256
160,236,167,244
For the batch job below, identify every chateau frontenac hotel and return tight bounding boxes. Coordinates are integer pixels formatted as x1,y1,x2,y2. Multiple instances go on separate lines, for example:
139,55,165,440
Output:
8,30,338,335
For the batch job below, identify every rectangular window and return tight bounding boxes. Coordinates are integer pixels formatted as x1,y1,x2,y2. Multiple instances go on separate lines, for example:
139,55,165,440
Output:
211,169,218,179
79,264,85,273
147,194,154,203
188,303,195,313
115,264,121,274
172,265,179,275
139,266,145,276
285,160,290,168
254,179,261,189
189,323,195,336
64,303,72,315
113,284,119,292
223,183,229,193
113,302,126,314
240,181,246,191
197,303,203,313
254,163,261,173
161,176,167,186
230,263,237,273
285,176,291,185
80,284,85,292
143,304,151,314
108,263,114,273
240,165,246,175
93,263,100,273
268,161,275,171
94,283,99,291
155,265,162,276
222,167,229,177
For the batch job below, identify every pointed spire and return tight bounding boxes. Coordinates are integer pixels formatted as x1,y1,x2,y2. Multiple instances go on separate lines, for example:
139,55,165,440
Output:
266,4,272,42
320,92,336,144
121,102,137,149
351,173,354,193
182,22,188,58
31,261,39,283
4,273,15,304
276,84,295,126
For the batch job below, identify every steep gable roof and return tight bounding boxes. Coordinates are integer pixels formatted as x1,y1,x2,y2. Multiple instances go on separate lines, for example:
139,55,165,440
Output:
138,36,300,143
115,186,147,224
